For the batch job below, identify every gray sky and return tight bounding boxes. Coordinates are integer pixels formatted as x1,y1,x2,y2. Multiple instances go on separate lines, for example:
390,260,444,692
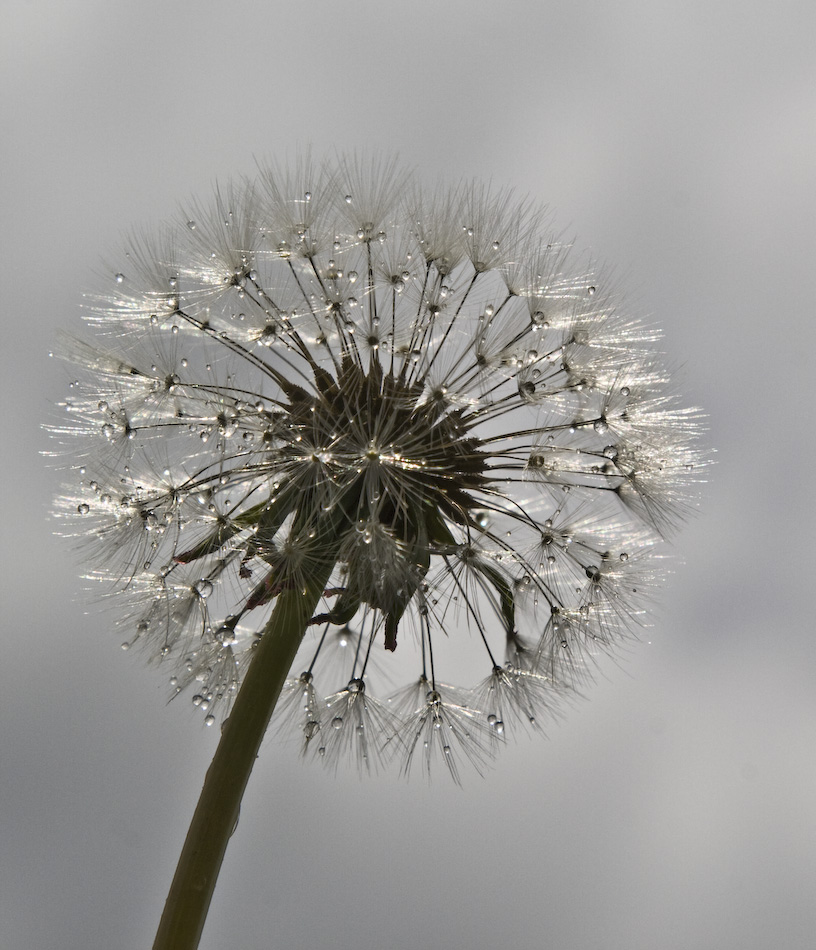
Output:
2,1,815,948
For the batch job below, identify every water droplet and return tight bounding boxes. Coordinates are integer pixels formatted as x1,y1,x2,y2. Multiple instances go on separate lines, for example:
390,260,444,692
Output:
473,510,490,529
331,716,343,730
304,720,319,739
619,552,629,562
194,579,213,598
620,386,630,397
216,624,236,645
344,194,353,203
487,714,497,726
115,273,125,283
101,423,115,440
120,641,130,650
587,286,596,295
77,503,90,514
204,714,215,726
593,418,609,434
304,191,312,202
186,220,196,230
192,694,204,707
494,720,504,734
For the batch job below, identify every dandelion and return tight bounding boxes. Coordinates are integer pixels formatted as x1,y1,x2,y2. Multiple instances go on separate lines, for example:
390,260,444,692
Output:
50,153,706,949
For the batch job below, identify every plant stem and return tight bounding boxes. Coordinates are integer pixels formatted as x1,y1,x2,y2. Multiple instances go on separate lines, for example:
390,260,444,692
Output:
152,554,335,950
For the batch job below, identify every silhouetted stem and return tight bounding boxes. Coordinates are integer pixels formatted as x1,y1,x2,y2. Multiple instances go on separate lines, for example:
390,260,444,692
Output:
152,555,336,950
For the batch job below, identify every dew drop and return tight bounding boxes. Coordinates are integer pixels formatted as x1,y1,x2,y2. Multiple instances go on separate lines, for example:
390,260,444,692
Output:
77,503,90,515
620,386,631,397
473,510,490,529
619,552,629,562
587,286,596,295
331,716,343,730
120,641,130,650
344,194,353,203
593,418,609,434
304,720,319,739
186,220,196,230
204,714,215,727
115,273,125,283
194,579,213,598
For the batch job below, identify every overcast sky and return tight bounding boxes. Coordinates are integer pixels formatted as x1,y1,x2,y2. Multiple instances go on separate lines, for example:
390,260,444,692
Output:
2,2,815,948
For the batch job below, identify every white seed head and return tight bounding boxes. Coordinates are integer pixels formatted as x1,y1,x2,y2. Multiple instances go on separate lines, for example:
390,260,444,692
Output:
50,153,707,780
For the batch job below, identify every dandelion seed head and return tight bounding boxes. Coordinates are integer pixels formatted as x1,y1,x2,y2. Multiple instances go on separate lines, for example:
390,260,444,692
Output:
50,153,707,781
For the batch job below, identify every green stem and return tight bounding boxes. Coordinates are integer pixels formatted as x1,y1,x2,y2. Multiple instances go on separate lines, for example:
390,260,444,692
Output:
152,554,336,950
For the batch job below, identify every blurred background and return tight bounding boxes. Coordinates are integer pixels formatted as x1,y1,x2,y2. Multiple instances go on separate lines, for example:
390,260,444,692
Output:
2,1,814,948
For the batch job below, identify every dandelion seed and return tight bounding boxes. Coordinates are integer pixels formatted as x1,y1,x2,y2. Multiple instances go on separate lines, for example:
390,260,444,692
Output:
51,154,707,785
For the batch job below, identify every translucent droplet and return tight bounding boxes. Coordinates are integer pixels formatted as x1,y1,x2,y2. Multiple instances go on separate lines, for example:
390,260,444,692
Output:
587,286,596,295
216,624,236,645
619,552,629,562
304,720,319,739
115,273,125,283
494,720,504,734
593,419,609,434
77,503,90,515
473,510,490,529
186,220,196,230
487,714,497,726
120,641,130,650
331,716,343,730
194,579,213,598
204,714,216,726
101,423,115,440
344,194,352,203
620,386,631,397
